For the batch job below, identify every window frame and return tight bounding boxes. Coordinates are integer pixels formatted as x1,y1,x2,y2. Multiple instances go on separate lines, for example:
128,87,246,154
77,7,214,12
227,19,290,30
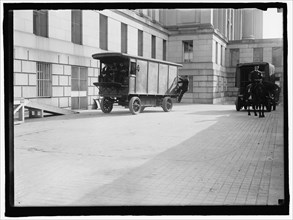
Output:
183,40,193,63
121,22,128,53
138,30,143,56
33,10,48,37
272,47,283,67
253,47,263,62
230,48,239,67
71,66,88,92
151,35,156,59
163,39,167,61
99,14,108,50
71,10,83,45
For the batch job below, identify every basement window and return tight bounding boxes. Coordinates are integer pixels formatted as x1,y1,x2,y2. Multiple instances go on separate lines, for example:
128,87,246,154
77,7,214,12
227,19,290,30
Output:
37,62,52,97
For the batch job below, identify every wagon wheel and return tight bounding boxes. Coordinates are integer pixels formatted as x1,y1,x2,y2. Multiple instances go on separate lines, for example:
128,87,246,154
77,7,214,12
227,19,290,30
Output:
235,97,241,111
162,97,173,112
129,97,142,115
100,97,113,113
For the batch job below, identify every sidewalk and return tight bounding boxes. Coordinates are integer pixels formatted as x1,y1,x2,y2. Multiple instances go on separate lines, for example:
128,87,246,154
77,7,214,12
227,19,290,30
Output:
14,104,285,206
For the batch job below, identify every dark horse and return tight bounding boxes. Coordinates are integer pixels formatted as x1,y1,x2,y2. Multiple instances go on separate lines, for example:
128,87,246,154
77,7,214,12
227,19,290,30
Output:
245,81,268,118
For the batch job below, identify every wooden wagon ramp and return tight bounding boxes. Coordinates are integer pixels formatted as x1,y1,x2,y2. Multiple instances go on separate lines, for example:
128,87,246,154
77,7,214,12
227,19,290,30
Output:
14,98,78,124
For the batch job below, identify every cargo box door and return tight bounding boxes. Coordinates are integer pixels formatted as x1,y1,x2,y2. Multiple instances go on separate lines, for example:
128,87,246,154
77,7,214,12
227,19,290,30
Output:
158,64,168,95
148,62,159,94
135,60,148,94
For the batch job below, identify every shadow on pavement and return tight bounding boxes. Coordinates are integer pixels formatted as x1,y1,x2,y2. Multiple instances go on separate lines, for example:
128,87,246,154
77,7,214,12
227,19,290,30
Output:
72,107,284,210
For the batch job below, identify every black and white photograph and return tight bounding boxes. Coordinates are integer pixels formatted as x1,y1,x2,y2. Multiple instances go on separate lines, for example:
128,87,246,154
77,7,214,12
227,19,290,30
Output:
1,0,292,219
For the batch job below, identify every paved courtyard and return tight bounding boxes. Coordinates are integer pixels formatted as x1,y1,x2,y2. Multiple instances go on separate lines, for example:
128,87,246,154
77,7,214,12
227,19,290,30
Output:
14,104,285,207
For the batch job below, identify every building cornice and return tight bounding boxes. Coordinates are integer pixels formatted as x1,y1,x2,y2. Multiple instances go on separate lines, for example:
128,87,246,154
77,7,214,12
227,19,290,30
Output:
228,38,283,45
112,9,170,36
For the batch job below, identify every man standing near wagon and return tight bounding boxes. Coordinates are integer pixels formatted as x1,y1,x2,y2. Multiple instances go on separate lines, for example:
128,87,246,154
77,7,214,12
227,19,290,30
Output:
249,66,263,83
177,75,189,103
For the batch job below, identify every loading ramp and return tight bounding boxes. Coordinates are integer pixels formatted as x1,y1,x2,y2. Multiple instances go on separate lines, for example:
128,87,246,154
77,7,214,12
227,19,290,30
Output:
14,99,78,124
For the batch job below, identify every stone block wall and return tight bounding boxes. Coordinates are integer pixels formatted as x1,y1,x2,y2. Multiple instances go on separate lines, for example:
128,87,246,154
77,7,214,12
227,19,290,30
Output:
13,9,169,110
13,48,99,110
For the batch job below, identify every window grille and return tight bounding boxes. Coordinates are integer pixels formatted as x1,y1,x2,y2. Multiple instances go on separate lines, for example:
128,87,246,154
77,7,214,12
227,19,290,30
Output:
37,62,52,97
183,41,193,62
33,10,48,37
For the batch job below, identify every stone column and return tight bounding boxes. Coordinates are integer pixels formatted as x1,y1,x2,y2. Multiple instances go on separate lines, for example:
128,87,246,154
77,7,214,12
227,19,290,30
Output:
218,9,224,34
223,9,227,38
253,9,263,39
242,9,254,39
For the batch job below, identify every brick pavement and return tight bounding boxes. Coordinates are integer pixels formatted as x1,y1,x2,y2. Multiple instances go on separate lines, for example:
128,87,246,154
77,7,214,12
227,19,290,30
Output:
13,104,285,207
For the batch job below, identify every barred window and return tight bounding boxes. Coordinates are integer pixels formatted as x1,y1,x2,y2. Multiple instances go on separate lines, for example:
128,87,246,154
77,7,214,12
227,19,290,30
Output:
33,10,48,37
37,62,52,97
183,40,193,62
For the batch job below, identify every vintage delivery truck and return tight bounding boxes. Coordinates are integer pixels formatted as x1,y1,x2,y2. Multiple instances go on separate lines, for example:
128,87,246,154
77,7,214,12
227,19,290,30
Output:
92,52,183,114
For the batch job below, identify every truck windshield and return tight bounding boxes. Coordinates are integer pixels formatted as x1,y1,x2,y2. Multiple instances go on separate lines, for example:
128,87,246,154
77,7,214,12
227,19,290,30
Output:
100,60,129,84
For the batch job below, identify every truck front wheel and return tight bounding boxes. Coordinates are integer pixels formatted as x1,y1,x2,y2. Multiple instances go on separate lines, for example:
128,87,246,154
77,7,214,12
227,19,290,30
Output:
100,98,113,113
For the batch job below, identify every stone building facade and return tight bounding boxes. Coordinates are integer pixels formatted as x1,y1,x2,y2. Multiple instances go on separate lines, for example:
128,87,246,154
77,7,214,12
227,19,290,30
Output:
13,8,283,109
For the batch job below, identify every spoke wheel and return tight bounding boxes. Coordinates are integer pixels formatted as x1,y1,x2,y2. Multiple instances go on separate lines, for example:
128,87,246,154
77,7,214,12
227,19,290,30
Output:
101,98,113,113
162,97,173,112
129,97,142,115
235,97,241,111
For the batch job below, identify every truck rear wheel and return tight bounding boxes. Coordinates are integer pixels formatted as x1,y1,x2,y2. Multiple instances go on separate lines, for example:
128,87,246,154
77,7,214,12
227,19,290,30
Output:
129,97,142,115
162,97,173,112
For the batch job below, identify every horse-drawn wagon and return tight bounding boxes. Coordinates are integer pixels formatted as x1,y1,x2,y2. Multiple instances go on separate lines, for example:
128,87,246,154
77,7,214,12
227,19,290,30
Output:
92,52,183,114
234,62,280,112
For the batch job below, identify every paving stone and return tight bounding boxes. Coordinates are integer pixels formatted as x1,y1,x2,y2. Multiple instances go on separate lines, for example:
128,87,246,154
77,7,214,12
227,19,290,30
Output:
14,104,285,206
